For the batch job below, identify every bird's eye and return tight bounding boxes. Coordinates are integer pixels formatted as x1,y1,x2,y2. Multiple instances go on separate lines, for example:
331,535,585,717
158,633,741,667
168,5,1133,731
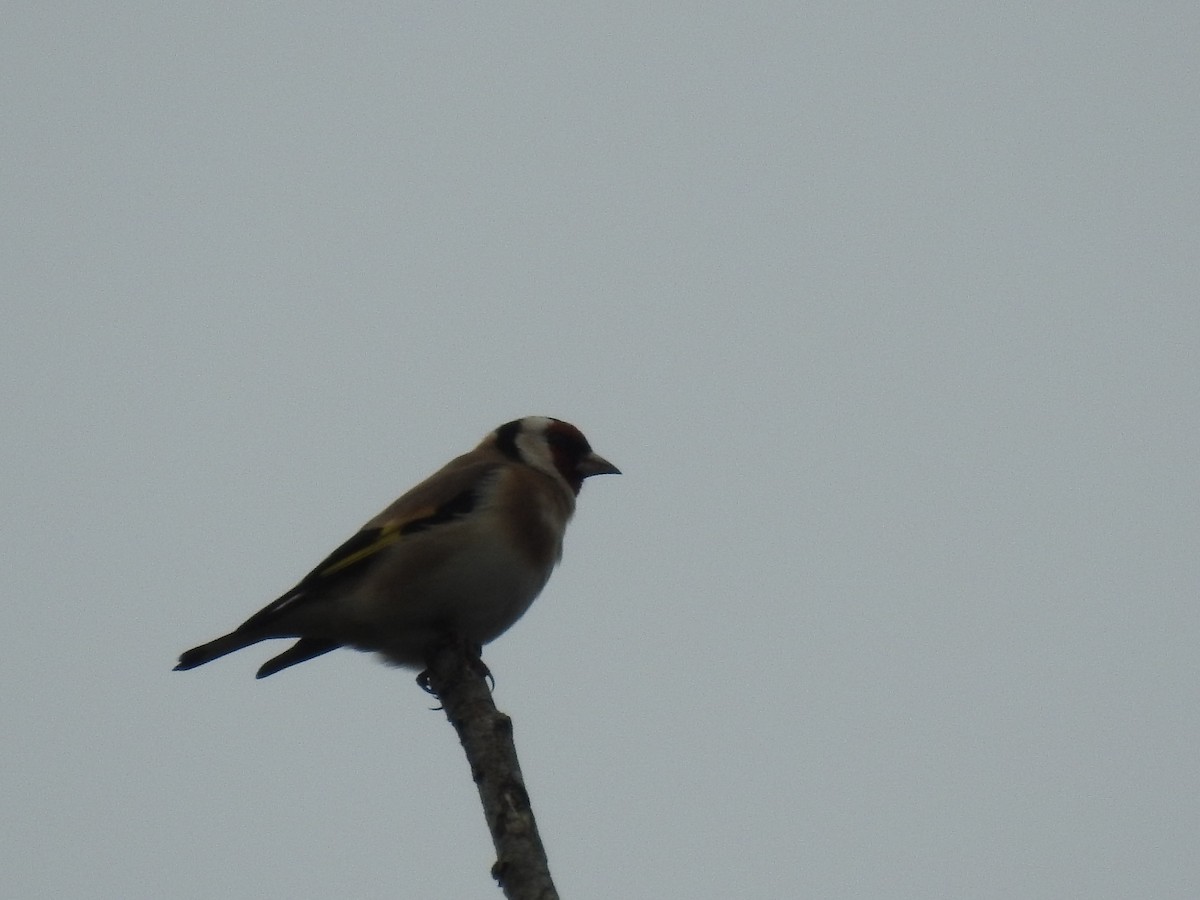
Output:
547,429,587,455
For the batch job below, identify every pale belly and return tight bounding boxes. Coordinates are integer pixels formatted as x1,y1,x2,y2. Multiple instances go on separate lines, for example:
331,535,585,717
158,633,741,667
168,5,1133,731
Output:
327,531,557,667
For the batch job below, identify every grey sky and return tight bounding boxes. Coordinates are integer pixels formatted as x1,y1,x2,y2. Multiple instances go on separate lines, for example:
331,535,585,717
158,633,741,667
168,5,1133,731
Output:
4,4,1198,898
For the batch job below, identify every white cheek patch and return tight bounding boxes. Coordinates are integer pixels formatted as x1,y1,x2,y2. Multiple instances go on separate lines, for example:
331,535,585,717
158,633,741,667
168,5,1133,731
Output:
515,428,556,478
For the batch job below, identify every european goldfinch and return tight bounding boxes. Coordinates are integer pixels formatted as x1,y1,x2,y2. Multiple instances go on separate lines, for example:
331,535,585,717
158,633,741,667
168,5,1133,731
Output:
174,417,619,679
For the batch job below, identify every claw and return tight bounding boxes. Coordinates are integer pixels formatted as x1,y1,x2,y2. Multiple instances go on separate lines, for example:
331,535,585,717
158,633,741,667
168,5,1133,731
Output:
418,635,494,703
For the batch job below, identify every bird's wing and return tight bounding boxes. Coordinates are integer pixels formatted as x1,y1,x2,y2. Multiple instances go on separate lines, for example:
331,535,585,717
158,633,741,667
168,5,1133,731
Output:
237,458,503,631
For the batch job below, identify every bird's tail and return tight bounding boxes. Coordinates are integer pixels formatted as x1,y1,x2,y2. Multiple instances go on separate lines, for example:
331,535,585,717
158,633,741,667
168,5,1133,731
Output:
174,630,267,672
255,638,340,679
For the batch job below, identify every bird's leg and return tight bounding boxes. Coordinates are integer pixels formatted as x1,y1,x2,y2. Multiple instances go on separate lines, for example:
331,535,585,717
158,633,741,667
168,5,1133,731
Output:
417,634,494,696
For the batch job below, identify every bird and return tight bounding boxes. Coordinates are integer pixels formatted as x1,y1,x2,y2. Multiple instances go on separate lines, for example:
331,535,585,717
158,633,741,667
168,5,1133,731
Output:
174,416,619,679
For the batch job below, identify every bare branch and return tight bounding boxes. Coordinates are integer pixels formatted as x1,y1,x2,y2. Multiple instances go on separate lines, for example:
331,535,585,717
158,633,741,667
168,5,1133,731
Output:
421,640,559,900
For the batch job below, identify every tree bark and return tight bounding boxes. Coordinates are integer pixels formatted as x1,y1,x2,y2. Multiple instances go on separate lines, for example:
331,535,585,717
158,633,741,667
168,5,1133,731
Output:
421,640,559,900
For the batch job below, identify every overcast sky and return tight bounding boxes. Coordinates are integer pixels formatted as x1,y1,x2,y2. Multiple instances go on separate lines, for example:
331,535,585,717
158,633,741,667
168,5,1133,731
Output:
4,4,1198,898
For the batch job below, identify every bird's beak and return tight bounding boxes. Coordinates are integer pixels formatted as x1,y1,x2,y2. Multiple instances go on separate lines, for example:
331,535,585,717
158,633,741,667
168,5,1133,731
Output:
578,452,621,478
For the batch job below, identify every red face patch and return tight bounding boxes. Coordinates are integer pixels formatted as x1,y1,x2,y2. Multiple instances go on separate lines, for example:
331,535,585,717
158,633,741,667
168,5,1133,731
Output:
544,420,593,495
